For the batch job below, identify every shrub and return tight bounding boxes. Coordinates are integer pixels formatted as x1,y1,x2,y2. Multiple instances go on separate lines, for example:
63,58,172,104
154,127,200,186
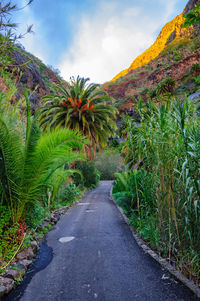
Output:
73,161,100,188
62,184,80,204
109,139,120,148
191,63,200,75
25,203,47,229
0,205,26,269
156,77,176,95
148,88,157,99
95,150,123,180
195,75,200,84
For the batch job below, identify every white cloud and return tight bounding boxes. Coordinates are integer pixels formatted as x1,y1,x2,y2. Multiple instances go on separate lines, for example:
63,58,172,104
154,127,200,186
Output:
58,1,179,84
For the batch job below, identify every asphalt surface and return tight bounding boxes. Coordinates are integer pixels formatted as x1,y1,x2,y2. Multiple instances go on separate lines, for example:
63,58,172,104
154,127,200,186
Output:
7,181,199,301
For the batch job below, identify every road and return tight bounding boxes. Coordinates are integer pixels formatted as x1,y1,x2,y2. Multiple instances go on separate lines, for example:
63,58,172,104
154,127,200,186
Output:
6,181,198,301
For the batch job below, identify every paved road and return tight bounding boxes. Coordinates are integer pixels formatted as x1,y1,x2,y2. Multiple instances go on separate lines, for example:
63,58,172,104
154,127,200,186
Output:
8,181,199,301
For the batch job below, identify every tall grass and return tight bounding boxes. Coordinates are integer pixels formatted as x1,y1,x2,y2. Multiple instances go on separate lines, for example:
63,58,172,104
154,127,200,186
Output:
114,98,200,285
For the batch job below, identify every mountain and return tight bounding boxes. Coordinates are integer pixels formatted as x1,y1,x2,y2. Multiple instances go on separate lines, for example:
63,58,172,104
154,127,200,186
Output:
103,0,200,112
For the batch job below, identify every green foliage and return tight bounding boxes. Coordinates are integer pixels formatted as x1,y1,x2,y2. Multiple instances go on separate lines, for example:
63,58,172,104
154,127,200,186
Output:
0,102,85,223
190,63,200,75
172,49,182,61
61,184,80,204
116,97,200,284
184,3,200,27
95,149,122,180
149,88,157,99
195,75,200,83
73,161,100,188
25,203,47,229
39,76,118,159
0,1,34,70
45,165,82,210
113,169,155,217
109,139,120,148
0,204,20,268
156,77,176,95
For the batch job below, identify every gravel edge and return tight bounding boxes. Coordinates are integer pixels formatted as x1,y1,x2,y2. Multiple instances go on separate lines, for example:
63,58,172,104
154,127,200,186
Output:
110,185,200,299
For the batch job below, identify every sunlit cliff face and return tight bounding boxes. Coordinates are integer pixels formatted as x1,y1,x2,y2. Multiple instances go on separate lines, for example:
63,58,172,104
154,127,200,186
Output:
110,14,185,82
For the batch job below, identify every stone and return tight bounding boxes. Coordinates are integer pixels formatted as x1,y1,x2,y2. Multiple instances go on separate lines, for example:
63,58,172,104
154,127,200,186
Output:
0,285,7,298
31,241,39,253
18,259,32,268
5,269,20,280
15,263,26,275
16,247,34,260
50,214,58,223
54,212,61,221
0,277,14,294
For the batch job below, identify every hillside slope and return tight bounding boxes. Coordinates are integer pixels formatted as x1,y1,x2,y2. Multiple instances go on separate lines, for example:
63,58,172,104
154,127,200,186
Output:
0,41,62,110
112,13,185,82
103,0,200,112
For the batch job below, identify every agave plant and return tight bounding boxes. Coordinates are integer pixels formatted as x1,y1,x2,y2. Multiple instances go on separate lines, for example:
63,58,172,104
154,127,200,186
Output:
39,76,118,159
0,110,85,223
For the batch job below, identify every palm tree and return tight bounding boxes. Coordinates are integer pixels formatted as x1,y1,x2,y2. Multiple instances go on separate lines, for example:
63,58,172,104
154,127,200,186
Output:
0,112,85,223
39,76,118,159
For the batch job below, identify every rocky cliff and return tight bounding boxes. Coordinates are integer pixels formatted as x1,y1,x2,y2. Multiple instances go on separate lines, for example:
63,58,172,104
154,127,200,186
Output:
110,0,199,82
103,0,200,112
0,42,62,110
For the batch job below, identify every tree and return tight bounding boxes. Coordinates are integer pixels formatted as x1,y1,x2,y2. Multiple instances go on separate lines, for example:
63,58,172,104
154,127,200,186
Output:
39,76,118,159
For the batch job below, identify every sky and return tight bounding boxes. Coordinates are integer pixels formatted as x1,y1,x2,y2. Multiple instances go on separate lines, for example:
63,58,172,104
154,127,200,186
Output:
14,0,188,83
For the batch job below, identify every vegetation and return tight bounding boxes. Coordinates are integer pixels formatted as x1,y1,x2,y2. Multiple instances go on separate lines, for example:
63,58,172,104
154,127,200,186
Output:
73,160,100,189
95,148,123,180
39,76,118,159
113,97,200,285
184,3,200,27
1,0,200,293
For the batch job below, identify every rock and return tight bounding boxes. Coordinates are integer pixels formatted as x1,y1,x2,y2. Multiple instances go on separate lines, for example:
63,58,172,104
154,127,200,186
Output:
54,213,61,221
31,241,39,253
50,214,58,223
15,263,26,275
16,247,34,260
44,217,50,222
0,285,7,298
18,259,32,268
4,269,20,280
0,277,14,295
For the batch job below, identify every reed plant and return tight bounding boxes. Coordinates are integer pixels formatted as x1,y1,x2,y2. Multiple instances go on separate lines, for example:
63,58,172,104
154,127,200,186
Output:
114,97,200,285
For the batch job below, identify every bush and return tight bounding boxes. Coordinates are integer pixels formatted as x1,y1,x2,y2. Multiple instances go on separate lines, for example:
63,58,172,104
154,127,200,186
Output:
73,161,100,188
149,88,157,99
195,75,200,84
62,184,80,204
156,77,176,95
25,203,47,229
0,205,26,269
95,150,123,180
191,63,200,75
